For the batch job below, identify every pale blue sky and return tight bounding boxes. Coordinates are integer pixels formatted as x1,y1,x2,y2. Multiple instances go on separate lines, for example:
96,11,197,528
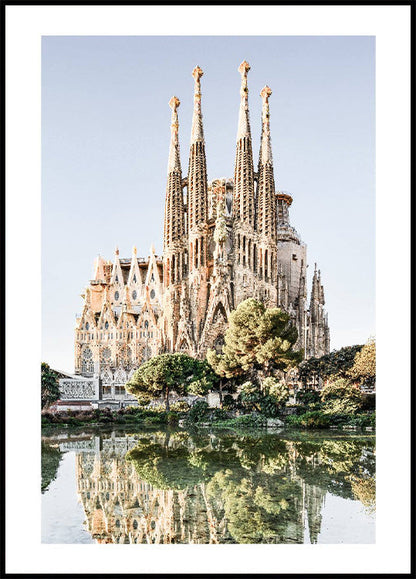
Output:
42,35,375,372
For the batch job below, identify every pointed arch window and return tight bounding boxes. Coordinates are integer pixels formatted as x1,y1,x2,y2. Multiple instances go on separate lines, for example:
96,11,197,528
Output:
132,290,137,300
82,346,94,374
179,340,189,352
214,335,225,354
115,291,120,301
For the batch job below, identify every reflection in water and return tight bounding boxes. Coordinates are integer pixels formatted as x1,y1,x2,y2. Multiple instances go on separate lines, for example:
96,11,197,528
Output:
41,441,63,493
42,429,375,544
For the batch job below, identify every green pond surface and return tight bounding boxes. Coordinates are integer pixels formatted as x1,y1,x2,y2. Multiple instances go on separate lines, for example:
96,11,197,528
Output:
41,425,375,544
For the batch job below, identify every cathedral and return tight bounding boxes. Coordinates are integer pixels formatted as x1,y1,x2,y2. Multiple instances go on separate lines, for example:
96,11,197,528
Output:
73,61,330,398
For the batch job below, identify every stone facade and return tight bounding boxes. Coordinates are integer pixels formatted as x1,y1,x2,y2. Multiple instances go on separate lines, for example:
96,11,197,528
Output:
73,61,330,398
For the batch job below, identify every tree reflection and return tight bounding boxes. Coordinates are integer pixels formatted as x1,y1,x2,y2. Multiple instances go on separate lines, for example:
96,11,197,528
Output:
41,440,63,493
70,429,375,544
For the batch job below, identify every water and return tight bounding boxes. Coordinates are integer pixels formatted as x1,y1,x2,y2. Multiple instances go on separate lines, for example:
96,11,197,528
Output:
41,426,375,544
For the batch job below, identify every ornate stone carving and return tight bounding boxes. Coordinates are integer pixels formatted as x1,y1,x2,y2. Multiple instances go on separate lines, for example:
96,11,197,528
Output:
59,379,98,400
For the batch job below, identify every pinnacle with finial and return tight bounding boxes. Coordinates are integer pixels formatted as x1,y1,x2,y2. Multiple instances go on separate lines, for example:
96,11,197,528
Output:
239,61,250,97
192,65,203,83
260,85,272,102
169,95,180,112
238,60,250,76
167,96,181,174
259,85,273,165
237,60,251,140
191,66,204,144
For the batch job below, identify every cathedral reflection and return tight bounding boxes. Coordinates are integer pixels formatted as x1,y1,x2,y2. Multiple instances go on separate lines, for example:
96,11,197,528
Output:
48,430,375,544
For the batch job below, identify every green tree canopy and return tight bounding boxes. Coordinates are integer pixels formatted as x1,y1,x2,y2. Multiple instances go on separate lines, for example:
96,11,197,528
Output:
126,353,214,411
297,345,363,386
348,338,376,389
41,362,60,409
207,298,301,381
239,377,289,417
320,378,363,415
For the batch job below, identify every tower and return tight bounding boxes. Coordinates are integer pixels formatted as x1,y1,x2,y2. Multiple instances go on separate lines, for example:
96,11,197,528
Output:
308,264,330,357
162,96,187,351
187,66,210,351
233,61,257,304
256,85,278,304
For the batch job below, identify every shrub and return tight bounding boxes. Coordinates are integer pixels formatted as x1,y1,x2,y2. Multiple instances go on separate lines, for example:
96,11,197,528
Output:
361,393,376,411
99,415,114,423
170,400,191,413
226,413,267,428
222,394,236,411
143,415,165,425
187,400,209,423
211,408,229,421
167,412,179,425
348,412,376,428
296,389,321,408
286,411,331,429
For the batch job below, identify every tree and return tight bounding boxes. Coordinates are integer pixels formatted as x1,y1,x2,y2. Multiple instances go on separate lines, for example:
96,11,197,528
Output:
262,376,289,407
349,338,376,389
126,353,214,411
207,299,301,381
298,344,363,387
239,377,289,417
41,362,60,409
320,378,363,415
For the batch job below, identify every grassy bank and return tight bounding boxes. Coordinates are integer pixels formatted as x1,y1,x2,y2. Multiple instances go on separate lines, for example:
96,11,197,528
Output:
41,405,375,431
285,410,375,429
41,407,172,428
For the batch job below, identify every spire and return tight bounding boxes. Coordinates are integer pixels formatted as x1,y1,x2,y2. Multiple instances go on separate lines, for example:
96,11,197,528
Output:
191,66,204,143
188,66,208,231
259,86,273,165
318,270,326,305
310,264,320,322
167,96,181,174
93,255,106,282
110,247,123,286
164,96,186,251
234,60,255,225
127,245,142,288
237,60,251,139
256,85,276,239
310,265,318,299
